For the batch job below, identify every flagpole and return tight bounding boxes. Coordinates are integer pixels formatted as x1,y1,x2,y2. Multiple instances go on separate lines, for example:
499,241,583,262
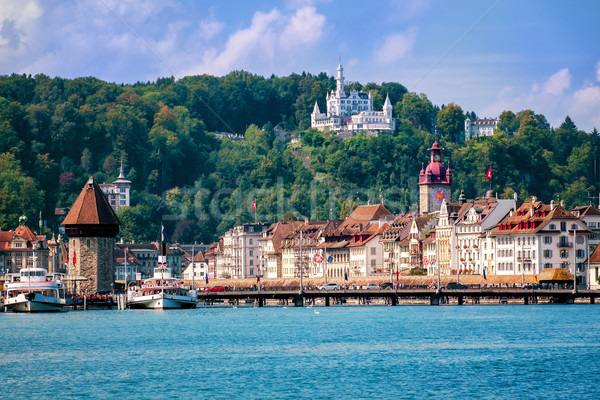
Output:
191,244,195,291
299,229,303,293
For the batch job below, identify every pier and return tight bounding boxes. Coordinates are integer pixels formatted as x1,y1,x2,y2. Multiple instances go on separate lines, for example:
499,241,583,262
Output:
196,288,600,307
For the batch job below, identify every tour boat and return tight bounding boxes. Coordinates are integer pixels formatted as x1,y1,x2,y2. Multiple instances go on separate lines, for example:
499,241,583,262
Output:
3,268,68,313
127,256,197,310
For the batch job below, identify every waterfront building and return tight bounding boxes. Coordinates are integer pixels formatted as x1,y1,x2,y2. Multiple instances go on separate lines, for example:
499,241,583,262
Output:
218,223,267,279
382,214,415,274
99,163,131,213
490,199,590,285
464,117,498,140
46,233,68,274
114,247,142,281
204,240,221,280
588,245,600,289
182,251,208,281
419,140,453,215
434,200,460,275
347,222,389,277
63,176,119,293
0,216,50,273
281,220,328,279
453,193,514,275
259,221,303,279
311,62,395,133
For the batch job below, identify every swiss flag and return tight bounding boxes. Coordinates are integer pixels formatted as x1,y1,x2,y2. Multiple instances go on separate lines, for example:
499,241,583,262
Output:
486,166,492,181
252,199,256,211
73,249,77,265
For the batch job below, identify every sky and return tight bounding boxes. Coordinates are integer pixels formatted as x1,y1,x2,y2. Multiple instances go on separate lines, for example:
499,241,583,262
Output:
1,0,599,132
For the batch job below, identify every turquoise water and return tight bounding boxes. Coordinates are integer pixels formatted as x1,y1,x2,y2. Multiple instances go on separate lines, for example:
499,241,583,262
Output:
1,305,599,399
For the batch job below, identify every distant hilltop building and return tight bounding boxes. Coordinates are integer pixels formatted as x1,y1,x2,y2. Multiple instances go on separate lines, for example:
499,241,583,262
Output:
465,117,498,140
311,62,395,133
99,162,131,213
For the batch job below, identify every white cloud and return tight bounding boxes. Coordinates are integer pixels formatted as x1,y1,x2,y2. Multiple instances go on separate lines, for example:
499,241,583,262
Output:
542,67,570,95
374,29,417,65
185,6,326,77
199,16,224,40
280,7,325,49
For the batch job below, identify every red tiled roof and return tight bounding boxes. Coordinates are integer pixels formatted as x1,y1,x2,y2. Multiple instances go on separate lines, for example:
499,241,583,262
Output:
63,176,119,226
14,225,38,242
492,202,584,235
339,204,393,231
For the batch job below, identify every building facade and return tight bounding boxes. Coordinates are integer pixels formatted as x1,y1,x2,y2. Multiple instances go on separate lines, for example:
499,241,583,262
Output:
465,117,498,140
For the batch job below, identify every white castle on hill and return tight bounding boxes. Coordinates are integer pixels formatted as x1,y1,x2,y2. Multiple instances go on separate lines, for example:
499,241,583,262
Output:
311,62,395,133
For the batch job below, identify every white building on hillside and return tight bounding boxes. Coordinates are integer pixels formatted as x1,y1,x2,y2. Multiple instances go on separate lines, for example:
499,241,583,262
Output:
311,62,395,133
465,118,498,140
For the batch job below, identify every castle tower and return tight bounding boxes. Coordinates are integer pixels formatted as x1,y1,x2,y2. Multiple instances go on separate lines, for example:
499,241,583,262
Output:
336,62,346,97
419,140,452,215
63,176,119,293
383,94,393,119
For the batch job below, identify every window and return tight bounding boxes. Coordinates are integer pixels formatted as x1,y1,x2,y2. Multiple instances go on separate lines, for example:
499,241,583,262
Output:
249,239,253,245
249,250,253,257
370,247,376,255
371,259,376,267
544,249,552,258
560,250,569,258
250,260,253,266
549,224,556,230
560,222,566,232
576,249,585,258
544,236,552,244
544,263,552,269
249,268,254,276
576,236,584,244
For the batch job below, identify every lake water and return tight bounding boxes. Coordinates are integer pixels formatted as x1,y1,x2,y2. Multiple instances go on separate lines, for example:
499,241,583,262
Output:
1,304,599,399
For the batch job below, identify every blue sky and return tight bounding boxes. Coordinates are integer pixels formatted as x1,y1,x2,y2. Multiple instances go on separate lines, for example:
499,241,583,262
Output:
1,0,599,131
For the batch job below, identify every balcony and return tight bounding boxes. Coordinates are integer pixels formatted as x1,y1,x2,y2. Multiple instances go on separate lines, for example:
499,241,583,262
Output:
517,257,532,262
557,241,572,248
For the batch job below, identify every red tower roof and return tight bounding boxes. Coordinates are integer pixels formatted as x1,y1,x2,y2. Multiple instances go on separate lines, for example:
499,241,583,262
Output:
419,141,452,185
63,176,119,237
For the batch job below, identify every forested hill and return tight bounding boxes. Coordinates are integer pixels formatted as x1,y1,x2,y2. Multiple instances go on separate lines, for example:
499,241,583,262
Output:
0,71,598,244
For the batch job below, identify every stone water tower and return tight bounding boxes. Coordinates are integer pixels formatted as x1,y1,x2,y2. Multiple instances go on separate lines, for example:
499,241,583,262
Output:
63,176,119,293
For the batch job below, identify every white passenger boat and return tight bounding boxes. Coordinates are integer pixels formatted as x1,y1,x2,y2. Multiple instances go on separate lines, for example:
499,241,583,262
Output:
127,256,197,309
3,268,68,313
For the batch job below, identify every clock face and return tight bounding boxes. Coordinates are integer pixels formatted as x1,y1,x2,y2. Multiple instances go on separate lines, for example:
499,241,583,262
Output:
434,154,440,162
432,188,447,203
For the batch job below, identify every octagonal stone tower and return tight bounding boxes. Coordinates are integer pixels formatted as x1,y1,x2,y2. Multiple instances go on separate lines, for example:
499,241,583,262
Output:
63,176,120,293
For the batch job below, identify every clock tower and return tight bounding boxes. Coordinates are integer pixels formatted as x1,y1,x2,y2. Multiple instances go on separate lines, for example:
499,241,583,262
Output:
419,140,452,215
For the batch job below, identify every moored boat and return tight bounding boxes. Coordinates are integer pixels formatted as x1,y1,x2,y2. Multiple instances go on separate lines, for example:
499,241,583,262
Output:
3,268,68,313
127,256,197,309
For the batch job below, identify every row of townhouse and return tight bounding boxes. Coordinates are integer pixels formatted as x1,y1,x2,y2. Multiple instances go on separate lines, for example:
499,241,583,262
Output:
429,194,600,287
200,193,600,289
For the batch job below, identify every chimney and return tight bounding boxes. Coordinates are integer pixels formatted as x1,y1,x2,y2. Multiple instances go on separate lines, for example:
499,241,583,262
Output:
509,208,514,217
531,196,537,203
304,216,309,224
513,192,518,212
560,200,565,208
367,199,371,205
550,200,555,211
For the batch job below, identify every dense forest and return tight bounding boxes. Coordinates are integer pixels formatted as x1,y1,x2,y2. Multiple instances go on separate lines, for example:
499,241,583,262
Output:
0,71,598,244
